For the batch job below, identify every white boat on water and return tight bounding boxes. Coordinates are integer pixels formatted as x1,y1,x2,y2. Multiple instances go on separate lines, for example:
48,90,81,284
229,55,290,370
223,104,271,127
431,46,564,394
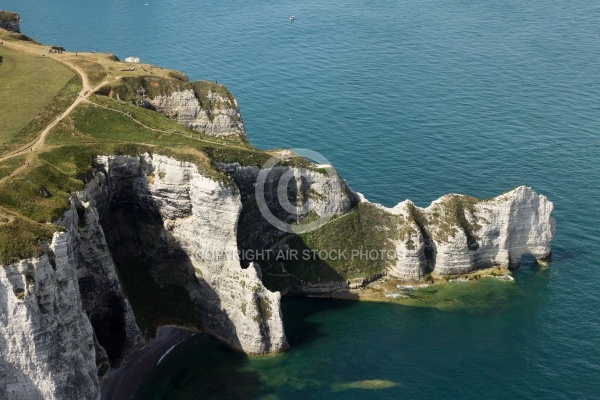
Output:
289,16,295,21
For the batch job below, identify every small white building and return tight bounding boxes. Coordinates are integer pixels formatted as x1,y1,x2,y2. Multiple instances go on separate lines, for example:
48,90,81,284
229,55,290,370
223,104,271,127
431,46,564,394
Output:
124,56,140,63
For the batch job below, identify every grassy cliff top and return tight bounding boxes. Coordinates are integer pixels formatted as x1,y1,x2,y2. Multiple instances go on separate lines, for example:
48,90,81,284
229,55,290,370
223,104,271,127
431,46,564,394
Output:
0,46,75,150
0,32,232,262
0,30,326,264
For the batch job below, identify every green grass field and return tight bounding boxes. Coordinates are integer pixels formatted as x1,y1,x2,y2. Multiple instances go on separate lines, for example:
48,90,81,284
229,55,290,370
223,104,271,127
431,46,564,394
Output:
0,155,25,179
0,46,75,149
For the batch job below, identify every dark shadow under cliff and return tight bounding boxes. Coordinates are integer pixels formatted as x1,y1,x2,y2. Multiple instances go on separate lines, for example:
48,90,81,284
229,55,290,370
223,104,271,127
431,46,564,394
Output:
95,162,244,361
103,193,197,337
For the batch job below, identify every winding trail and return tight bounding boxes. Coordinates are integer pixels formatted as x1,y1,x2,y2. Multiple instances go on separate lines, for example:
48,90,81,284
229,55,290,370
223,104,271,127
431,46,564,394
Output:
0,57,92,164
31,62,92,152
0,70,111,165
0,43,105,221
0,40,255,223
1,38,256,180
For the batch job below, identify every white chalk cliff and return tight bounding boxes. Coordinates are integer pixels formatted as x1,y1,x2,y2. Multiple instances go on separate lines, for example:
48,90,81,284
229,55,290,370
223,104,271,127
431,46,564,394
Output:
0,154,289,399
0,71,556,399
79,153,286,355
149,89,246,137
381,186,555,280
0,233,100,400
0,151,556,398
117,154,287,354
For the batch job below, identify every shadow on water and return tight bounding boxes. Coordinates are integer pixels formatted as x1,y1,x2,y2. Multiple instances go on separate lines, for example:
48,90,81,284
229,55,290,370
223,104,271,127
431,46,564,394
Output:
132,297,360,400
132,263,553,400
133,334,271,400
281,297,358,348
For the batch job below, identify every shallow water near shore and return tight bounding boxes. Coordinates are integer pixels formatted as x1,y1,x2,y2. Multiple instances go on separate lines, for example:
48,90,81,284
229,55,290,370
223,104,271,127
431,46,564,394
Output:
4,0,600,398
132,263,556,400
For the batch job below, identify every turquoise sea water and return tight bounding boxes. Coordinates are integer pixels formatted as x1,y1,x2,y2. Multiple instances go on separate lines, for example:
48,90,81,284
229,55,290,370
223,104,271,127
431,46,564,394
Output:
4,0,600,398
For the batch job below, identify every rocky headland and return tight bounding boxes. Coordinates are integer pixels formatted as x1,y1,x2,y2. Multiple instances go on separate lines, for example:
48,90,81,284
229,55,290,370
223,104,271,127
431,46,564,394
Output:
0,24,555,399
0,11,20,34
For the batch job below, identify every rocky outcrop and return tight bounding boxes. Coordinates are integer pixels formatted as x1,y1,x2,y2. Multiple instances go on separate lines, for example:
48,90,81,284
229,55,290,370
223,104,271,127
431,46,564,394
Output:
0,11,20,33
102,77,246,138
0,233,100,400
219,161,554,289
147,88,245,138
288,273,385,297
221,163,360,260
261,185,555,296
382,186,555,280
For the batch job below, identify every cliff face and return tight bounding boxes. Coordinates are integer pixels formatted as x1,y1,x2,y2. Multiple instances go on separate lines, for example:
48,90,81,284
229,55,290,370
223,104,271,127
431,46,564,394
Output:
148,89,246,138
1,153,291,398
252,184,555,295
0,233,100,400
0,11,20,33
0,157,556,397
381,186,555,280
93,154,286,354
59,185,143,373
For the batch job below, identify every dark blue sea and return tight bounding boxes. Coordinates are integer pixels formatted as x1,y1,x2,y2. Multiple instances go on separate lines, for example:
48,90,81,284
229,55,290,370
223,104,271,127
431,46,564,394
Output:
5,0,600,398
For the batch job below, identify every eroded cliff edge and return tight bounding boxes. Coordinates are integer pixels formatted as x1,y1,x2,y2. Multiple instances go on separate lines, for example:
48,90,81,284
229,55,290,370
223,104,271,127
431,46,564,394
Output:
219,165,555,296
90,153,286,355
1,153,290,399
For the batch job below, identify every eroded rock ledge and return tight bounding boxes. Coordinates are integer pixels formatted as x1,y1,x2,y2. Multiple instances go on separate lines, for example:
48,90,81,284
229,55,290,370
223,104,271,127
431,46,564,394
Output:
101,78,246,138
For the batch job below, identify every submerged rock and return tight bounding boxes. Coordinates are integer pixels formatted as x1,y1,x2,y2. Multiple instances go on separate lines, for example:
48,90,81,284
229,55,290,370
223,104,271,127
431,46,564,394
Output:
331,379,401,391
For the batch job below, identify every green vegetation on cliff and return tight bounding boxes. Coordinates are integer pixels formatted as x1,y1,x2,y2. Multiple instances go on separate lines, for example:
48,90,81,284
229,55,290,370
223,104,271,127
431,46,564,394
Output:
410,195,482,247
0,218,58,265
97,75,242,124
0,156,25,179
98,75,189,101
262,203,404,291
69,58,107,86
